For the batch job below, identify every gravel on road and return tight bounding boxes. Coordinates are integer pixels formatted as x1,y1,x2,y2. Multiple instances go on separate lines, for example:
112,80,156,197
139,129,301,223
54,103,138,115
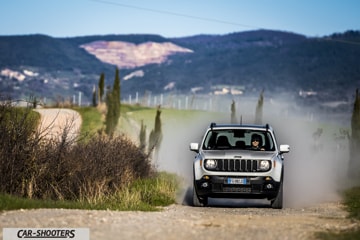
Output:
1,201,358,240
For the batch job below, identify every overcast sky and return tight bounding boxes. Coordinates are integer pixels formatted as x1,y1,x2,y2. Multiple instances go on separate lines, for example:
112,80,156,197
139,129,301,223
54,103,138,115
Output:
1,0,359,38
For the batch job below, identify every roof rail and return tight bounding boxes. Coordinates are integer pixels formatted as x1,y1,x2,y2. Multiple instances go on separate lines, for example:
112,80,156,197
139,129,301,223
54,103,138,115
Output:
210,122,216,129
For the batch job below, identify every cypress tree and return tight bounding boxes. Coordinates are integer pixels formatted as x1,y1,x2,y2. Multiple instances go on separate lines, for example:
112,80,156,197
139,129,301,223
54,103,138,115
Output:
113,68,121,124
349,88,360,178
139,120,147,151
255,90,264,125
105,68,121,137
148,106,163,156
92,85,97,107
98,73,105,103
231,100,237,124
105,90,115,136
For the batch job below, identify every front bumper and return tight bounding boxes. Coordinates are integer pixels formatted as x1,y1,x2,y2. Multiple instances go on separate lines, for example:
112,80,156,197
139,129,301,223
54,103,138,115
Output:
195,175,281,200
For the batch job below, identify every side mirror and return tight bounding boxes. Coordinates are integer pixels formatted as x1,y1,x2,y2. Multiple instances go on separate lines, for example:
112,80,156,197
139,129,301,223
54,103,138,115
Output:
189,143,199,152
279,144,290,153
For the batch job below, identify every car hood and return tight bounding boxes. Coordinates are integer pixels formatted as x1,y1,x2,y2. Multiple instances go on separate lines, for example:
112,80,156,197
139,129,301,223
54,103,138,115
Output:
201,150,277,160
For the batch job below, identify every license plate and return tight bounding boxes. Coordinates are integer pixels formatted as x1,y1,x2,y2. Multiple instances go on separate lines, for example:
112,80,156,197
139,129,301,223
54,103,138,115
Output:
227,178,247,185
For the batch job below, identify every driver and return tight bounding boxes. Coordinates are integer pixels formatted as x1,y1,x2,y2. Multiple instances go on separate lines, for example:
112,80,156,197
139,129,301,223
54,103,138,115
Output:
251,134,265,151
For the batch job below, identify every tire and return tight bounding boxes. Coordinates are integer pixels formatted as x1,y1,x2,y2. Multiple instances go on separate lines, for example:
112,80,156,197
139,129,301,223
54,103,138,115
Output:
192,186,208,207
271,181,283,209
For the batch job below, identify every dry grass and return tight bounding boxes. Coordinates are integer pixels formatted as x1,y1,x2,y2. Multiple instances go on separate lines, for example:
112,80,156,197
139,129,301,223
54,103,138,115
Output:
0,100,153,204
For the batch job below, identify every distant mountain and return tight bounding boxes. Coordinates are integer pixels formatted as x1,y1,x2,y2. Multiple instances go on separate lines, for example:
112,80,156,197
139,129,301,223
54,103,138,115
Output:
0,30,359,105
0,34,109,71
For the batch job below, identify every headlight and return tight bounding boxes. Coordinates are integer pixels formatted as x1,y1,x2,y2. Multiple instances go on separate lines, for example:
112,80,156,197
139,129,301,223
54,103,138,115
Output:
205,159,217,169
259,160,270,171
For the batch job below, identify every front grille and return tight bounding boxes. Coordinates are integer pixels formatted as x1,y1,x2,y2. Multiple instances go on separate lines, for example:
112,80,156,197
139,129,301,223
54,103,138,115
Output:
205,159,270,172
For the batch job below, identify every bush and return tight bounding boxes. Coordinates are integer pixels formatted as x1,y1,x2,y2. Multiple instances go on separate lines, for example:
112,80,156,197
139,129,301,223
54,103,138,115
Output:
343,186,360,220
0,101,153,204
0,101,40,196
58,134,153,203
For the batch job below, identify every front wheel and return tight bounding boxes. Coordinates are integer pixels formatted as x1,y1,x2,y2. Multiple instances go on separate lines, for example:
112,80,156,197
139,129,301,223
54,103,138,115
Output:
271,181,283,209
192,186,208,207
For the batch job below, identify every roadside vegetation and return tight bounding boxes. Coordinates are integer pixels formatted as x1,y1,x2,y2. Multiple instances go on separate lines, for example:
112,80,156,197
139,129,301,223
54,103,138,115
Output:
74,106,103,139
0,172,177,211
315,186,360,240
0,99,178,211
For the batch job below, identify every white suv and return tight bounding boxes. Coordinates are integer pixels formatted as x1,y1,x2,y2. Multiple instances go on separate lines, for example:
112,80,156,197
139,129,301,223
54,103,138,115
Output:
189,123,290,209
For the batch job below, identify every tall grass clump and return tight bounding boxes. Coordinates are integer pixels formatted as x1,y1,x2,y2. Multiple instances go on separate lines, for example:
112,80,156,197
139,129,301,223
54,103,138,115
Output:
129,172,178,206
106,172,178,211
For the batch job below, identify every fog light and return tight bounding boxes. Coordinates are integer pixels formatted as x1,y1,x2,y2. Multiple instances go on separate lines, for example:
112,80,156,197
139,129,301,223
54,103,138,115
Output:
266,184,273,189
201,182,209,188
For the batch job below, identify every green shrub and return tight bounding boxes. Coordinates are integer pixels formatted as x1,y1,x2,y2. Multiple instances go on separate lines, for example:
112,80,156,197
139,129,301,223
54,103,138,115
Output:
315,186,360,239
343,186,360,220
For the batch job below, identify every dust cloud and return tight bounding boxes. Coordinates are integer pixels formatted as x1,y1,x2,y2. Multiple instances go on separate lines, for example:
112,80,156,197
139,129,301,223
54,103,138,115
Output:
270,116,349,208
155,95,353,208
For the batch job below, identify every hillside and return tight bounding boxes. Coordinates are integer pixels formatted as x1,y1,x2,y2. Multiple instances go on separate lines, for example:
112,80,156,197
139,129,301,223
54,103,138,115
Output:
0,30,359,105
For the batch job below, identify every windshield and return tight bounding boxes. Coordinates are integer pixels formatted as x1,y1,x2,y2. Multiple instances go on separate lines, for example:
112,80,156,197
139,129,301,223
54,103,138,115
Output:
202,129,275,151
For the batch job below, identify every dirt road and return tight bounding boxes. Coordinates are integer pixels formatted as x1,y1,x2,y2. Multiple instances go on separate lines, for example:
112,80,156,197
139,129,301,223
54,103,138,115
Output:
34,108,82,142
0,200,357,240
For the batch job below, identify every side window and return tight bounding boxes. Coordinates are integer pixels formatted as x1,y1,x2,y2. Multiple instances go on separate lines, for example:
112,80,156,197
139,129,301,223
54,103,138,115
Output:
203,131,216,149
266,132,275,151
